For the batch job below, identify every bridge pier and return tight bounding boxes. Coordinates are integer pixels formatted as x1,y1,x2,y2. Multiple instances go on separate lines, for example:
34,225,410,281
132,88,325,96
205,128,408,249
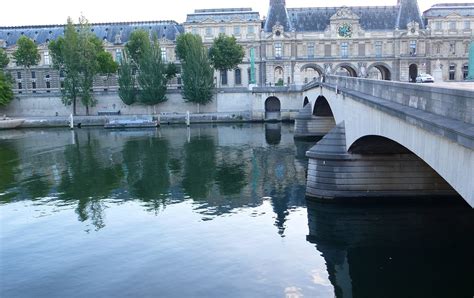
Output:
294,104,335,139
306,123,458,200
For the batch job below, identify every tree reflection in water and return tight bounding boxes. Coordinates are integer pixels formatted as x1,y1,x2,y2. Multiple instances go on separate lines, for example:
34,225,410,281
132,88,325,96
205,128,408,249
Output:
58,132,123,230
0,142,19,201
306,200,474,298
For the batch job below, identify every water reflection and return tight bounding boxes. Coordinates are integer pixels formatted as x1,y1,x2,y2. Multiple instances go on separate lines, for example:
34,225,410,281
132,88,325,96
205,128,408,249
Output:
0,125,306,234
306,200,474,298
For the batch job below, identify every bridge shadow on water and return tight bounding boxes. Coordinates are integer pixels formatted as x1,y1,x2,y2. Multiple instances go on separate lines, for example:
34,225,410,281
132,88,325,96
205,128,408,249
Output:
306,199,474,298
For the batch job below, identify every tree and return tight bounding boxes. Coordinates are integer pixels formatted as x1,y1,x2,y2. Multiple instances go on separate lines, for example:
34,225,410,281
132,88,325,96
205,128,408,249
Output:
209,34,244,76
50,16,115,115
118,56,137,105
0,48,9,69
125,30,150,66
13,36,40,70
176,33,214,107
136,37,168,105
97,50,118,90
0,72,14,107
13,36,40,93
0,49,13,107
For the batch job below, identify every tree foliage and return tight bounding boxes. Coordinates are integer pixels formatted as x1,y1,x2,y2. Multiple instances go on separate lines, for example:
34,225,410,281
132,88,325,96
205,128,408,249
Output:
125,30,150,65
13,36,40,69
0,49,13,107
118,31,173,106
209,34,244,71
0,49,9,69
176,33,214,105
136,37,168,105
118,57,137,105
49,16,117,115
0,72,14,107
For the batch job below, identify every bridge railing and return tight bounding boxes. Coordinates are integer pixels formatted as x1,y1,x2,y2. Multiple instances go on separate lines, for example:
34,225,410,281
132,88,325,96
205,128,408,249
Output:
324,75,474,124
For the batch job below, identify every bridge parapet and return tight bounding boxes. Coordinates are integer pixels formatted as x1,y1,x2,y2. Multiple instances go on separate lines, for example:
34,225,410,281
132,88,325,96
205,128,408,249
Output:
325,76,473,124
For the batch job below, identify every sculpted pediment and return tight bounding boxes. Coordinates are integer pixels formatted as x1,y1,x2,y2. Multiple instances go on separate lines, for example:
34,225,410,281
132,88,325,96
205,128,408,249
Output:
330,6,360,21
445,12,462,19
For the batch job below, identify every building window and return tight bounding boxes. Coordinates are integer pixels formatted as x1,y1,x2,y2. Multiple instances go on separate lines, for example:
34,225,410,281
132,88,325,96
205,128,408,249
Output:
221,70,227,85
247,25,254,35
32,81,36,89
449,64,456,80
435,21,442,30
46,81,51,92
463,64,469,79
205,27,212,36
435,43,441,54
375,41,382,57
161,48,167,62
324,44,331,57
18,82,22,90
341,42,348,58
358,43,365,57
409,40,417,56
449,21,456,30
220,26,226,34
31,71,36,79
233,26,241,36
60,81,64,88
45,74,50,79
59,70,64,78
115,49,122,63
235,68,242,85
44,51,50,65
192,28,198,35
17,72,21,79
307,42,314,58
275,42,282,58
464,21,471,30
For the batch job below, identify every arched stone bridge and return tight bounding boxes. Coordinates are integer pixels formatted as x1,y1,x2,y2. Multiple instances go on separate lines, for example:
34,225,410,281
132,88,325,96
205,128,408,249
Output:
295,76,474,207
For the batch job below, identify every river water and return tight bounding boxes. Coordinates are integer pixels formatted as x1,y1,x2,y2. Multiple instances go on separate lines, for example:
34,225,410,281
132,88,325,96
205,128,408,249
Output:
0,123,472,298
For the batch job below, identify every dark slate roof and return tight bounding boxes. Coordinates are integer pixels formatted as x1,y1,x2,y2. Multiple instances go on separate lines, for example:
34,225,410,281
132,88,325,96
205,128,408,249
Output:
396,0,425,29
288,6,400,31
264,0,292,32
0,21,183,48
186,8,260,23
423,3,474,18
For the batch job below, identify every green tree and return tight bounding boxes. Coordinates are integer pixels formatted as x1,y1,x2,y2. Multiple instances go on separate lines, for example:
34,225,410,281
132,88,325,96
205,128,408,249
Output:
176,33,214,107
13,36,40,93
49,16,114,115
165,62,178,80
0,48,9,69
209,34,244,73
97,50,118,90
136,37,168,105
125,30,150,66
0,72,14,107
118,56,137,105
0,49,14,107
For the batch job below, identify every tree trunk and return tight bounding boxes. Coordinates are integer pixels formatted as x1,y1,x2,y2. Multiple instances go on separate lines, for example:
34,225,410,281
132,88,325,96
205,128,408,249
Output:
73,97,77,116
86,104,89,116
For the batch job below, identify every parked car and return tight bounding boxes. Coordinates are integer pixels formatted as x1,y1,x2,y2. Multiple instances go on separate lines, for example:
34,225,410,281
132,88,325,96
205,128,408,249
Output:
416,73,434,83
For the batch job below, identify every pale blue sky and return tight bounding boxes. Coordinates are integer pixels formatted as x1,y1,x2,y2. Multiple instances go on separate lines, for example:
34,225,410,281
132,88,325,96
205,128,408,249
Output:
1,0,472,26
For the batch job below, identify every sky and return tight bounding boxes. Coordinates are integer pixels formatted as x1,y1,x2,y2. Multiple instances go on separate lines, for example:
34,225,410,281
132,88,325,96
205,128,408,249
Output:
1,0,473,27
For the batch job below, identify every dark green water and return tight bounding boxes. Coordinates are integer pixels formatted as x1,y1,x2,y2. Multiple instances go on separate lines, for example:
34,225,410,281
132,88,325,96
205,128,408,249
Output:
0,123,472,298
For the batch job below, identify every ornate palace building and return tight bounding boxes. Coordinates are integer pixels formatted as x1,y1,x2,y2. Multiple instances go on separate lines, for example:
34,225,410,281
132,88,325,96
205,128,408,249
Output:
0,0,472,94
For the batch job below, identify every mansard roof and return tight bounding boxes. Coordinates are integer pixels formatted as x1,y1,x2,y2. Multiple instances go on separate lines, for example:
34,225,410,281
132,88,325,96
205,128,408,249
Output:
288,6,400,31
186,8,260,23
265,0,425,32
423,3,474,18
0,21,184,48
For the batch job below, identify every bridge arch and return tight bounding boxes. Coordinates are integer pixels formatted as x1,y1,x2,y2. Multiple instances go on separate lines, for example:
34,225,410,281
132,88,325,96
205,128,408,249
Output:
265,96,281,121
303,96,309,108
367,63,392,81
313,95,334,117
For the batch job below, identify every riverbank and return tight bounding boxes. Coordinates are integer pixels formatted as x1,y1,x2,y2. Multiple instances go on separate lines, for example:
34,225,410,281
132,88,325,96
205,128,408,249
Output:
10,112,292,129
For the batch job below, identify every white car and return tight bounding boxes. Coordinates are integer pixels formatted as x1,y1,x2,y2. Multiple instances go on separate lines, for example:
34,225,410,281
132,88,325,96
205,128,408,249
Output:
416,73,434,83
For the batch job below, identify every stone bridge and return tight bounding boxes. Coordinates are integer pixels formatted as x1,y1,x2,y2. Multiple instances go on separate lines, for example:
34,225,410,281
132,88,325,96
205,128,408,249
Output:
295,76,473,207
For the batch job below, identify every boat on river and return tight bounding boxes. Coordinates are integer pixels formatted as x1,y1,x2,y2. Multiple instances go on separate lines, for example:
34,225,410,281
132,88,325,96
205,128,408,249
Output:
104,117,158,129
0,118,25,129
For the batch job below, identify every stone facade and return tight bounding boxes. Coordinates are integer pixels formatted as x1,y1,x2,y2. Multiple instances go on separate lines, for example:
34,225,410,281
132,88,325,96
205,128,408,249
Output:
0,1,472,95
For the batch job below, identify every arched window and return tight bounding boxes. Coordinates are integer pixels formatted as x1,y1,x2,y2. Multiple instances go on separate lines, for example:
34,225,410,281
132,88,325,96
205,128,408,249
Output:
449,64,456,81
463,64,469,79
221,70,228,85
235,68,242,85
